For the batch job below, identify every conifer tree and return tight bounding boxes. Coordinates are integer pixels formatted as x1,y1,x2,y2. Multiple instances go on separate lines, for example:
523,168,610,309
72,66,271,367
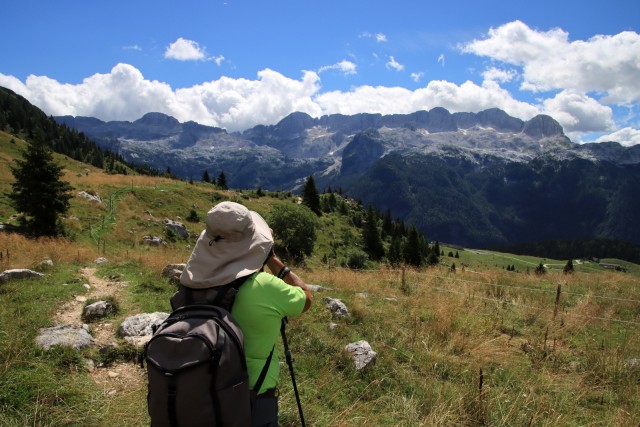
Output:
563,259,574,274
301,175,321,215
382,208,393,238
216,171,228,189
9,138,73,237
362,205,385,260
403,226,425,267
387,234,403,268
202,170,210,183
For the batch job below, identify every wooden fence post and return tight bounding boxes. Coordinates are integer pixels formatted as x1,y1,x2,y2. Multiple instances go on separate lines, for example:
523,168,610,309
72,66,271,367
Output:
553,283,562,320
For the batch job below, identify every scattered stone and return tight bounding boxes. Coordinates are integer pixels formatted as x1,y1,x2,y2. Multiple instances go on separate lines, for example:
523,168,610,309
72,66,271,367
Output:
84,358,95,372
625,358,640,369
94,257,108,264
75,296,87,302
39,259,54,267
142,236,167,246
345,340,377,370
0,269,45,284
84,300,115,320
164,219,189,239
329,322,338,330
119,312,169,346
36,325,96,350
384,297,398,302
161,264,186,283
83,283,91,290
107,371,120,379
307,284,333,292
78,191,102,203
355,293,368,299
322,297,351,318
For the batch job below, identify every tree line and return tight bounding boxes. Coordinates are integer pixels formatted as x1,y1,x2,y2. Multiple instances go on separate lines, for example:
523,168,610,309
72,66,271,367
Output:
298,175,440,269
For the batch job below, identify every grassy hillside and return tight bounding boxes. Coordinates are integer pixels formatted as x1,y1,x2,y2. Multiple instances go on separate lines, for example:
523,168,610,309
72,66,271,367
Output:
1,132,639,426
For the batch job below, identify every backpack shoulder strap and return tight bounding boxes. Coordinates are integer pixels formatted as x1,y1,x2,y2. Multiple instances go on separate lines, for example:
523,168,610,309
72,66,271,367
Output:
253,343,276,394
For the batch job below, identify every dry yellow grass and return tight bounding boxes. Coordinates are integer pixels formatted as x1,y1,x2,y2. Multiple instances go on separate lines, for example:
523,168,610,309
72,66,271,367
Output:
0,233,97,268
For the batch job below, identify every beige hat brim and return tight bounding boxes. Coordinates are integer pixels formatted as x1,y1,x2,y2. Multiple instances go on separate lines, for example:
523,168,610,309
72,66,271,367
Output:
180,210,273,289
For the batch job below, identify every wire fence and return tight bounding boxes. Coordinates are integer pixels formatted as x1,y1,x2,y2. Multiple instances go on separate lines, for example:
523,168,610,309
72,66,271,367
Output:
322,266,640,327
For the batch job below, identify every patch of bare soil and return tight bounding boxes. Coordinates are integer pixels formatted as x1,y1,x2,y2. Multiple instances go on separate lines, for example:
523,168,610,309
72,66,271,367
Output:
54,267,145,395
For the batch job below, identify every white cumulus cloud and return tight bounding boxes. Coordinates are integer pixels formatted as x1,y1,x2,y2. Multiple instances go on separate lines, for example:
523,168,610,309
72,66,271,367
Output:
359,32,388,42
461,20,640,104
165,38,208,61
411,72,424,83
542,90,615,133
595,127,640,147
386,56,404,71
0,64,323,133
376,33,388,43
314,78,539,120
318,60,357,75
482,67,517,83
213,55,225,66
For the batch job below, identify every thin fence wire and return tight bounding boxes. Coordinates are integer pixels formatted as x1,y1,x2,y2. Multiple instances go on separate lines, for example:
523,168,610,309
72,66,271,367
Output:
330,266,640,304
322,266,640,326
430,285,640,327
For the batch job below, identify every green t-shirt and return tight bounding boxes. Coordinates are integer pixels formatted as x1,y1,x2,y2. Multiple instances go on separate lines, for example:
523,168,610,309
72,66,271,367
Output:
231,271,307,393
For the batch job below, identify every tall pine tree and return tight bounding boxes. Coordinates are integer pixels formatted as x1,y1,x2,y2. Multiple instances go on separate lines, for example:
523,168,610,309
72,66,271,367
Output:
301,175,321,215
9,139,73,237
362,205,385,260
216,171,228,189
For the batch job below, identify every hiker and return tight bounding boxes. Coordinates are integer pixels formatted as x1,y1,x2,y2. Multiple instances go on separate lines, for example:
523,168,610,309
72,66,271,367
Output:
173,201,312,426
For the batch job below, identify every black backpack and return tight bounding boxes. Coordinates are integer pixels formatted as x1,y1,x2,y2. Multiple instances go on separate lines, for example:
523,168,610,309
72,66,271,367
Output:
144,277,273,427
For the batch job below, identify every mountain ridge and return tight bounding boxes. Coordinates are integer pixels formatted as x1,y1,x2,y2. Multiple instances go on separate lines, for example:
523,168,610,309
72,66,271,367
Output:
46,107,640,248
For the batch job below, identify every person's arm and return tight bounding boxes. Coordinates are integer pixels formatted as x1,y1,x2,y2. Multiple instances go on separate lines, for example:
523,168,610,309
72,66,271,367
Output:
266,253,312,313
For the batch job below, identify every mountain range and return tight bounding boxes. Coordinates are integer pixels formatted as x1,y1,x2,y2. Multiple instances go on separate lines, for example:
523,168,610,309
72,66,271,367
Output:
55,109,640,248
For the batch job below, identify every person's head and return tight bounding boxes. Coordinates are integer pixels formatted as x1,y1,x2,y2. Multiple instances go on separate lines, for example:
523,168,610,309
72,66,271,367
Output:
180,201,273,288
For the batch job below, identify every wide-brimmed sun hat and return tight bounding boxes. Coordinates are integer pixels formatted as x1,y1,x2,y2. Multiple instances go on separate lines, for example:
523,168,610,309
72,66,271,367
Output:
180,201,273,289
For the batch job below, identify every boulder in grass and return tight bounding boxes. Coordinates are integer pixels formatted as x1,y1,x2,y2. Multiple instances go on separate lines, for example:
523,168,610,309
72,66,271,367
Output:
164,219,189,239
83,300,115,321
142,236,167,246
161,264,186,284
0,269,45,284
322,297,350,318
119,312,169,346
36,325,95,350
345,340,377,370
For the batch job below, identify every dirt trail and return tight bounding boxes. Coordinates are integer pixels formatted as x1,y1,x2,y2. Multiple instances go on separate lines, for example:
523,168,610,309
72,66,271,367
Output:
54,267,145,396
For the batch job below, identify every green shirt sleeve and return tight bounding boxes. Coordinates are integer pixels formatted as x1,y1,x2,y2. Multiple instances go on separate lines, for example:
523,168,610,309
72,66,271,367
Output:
232,272,307,393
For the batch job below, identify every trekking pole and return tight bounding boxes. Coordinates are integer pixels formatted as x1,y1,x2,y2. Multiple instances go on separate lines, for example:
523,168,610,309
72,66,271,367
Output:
281,317,306,427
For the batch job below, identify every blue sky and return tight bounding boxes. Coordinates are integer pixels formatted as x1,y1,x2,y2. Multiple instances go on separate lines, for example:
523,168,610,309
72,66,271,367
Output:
1,0,639,145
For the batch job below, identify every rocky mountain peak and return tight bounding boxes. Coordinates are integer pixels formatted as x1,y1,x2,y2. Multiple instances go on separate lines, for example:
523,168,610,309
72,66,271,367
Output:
476,108,524,132
133,112,180,129
273,112,316,137
523,114,565,138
